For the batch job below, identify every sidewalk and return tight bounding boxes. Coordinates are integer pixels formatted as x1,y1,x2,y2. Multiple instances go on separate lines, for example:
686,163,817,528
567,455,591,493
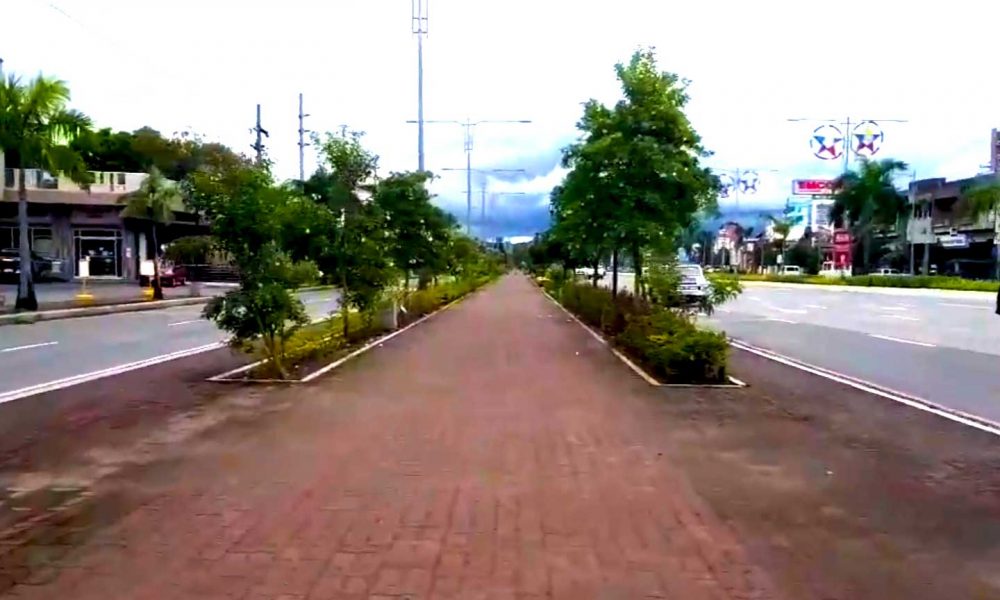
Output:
3,275,776,599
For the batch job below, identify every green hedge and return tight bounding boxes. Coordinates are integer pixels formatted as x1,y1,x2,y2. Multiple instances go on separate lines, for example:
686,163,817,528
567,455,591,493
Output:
553,282,728,384
710,272,999,292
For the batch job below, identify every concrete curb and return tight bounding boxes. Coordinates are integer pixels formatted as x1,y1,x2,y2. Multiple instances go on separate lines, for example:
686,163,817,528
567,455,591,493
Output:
0,297,212,327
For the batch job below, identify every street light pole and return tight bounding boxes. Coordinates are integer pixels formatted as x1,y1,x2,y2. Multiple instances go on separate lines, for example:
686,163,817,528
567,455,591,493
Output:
412,0,428,171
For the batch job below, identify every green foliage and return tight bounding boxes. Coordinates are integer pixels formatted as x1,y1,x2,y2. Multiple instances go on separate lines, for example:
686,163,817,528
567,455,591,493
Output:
548,48,717,294
0,73,93,309
555,282,728,383
832,158,909,272
373,171,455,279
784,242,822,275
287,260,321,288
401,276,495,323
710,272,999,292
163,235,215,265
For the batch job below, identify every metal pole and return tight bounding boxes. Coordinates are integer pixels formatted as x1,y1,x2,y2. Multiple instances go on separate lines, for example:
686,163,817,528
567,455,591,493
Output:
417,34,425,171
297,93,306,181
256,104,262,163
466,148,472,235
480,183,487,225
843,116,851,173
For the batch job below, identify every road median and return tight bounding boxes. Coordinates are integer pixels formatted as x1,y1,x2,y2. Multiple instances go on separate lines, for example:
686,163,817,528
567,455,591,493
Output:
0,296,212,327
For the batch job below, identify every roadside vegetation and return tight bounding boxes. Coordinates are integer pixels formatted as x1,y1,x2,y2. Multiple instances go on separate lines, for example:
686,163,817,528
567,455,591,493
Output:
525,48,739,384
710,271,1000,292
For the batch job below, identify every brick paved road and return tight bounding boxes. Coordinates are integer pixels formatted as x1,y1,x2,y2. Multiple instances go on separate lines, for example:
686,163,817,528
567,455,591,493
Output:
6,274,777,599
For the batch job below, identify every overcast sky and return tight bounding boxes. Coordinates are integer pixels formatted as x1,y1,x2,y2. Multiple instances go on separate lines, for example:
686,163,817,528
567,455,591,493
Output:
5,0,999,237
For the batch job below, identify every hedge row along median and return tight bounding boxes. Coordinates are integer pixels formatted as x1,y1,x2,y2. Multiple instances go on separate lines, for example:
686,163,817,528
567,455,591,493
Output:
544,280,730,384
710,272,999,292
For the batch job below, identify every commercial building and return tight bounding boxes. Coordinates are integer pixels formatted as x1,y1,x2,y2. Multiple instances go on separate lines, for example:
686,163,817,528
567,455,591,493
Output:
0,165,204,281
907,175,998,278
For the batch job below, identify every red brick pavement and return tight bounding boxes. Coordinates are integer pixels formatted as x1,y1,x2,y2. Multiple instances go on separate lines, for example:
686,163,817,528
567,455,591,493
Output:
5,275,779,599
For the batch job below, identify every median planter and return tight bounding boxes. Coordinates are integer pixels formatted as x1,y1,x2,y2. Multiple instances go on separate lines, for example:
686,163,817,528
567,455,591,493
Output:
543,281,744,388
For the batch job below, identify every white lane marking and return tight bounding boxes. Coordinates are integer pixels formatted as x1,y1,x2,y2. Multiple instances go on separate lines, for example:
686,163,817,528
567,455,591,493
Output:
765,317,797,324
775,308,808,314
940,302,989,309
882,314,920,321
805,304,827,309
868,334,935,347
167,319,203,327
0,342,225,405
729,339,1000,438
0,341,59,353
879,305,909,311
716,308,732,313
749,297,765,303
304,298,330,304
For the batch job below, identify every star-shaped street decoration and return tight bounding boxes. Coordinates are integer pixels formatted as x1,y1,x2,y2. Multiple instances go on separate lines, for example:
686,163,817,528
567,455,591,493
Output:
810,125,844,160
853,121,883,157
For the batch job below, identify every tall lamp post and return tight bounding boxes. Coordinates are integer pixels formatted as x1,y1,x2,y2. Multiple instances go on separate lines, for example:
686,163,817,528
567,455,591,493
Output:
412,0,429,171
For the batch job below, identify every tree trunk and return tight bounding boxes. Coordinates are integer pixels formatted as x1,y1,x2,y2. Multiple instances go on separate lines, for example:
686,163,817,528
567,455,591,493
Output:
863,231,872,274
922,242,930,275
591,257,600,287
151,224,164,300
341,273,350,341
611,247,619,298
15,170,38,311
632,244,643,299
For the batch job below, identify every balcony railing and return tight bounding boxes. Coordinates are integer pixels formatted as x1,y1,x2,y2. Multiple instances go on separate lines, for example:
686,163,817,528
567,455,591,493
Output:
2,168,145,193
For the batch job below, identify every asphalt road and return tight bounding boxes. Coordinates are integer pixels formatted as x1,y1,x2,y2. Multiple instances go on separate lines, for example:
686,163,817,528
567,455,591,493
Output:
704,283,1000,424
0,289,342,398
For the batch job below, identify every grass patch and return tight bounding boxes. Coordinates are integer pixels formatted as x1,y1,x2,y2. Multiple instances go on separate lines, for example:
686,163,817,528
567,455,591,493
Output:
710,272,999,292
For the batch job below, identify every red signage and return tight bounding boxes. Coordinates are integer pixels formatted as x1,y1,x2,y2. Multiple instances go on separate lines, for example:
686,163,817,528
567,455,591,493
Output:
792,179,836,196
832,228,852,269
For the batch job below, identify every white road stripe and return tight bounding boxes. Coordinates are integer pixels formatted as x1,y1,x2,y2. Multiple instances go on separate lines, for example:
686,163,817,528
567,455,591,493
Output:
775,308,808,314
765,317,797,324
882,314,920,321
879,305,909,311
940,302,989,309
0,341,59,353
868,334,935,347
167,319,202,327
805,304,827,309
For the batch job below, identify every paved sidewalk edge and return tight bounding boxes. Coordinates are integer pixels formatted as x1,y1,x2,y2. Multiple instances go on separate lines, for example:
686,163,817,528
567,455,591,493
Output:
0,297,212,327
208,278,498,383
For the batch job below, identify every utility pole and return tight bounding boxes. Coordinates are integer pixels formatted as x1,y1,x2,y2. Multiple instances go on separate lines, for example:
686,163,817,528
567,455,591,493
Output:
440,168,525,235
480,183,487,224
410,118,531,234
412,0,429,171
251,104,269,164
297,93,310,182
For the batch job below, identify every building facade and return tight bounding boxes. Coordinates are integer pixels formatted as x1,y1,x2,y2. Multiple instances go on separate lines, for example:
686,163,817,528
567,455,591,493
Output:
1,167,203,281
908,175,998,278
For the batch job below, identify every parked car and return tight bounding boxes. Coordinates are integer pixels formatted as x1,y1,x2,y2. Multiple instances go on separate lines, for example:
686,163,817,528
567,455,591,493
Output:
779,265,803,275
0,249,60,281
140,262,187,287
678,264,710,300
874,267,906,276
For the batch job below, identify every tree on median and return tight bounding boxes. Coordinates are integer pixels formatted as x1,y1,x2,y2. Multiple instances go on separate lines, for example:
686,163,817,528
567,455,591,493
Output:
119,167,182,300
832,158,909,273
552,48,718,297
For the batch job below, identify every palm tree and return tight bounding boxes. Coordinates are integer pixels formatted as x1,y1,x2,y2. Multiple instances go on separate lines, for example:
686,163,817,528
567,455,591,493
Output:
0,74,92,310
831,158,909,273
768,216,793,266
120,167,182,300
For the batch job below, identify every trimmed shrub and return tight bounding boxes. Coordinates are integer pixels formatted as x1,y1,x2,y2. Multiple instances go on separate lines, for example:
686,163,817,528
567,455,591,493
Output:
555,282,728,384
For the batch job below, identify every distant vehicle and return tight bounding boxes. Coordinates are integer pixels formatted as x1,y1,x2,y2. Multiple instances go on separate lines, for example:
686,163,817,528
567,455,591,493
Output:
574,266,606,279
779,265,803,275
874,267,906,276
678,264,710,299
819,261,851,278
0,249,60,281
